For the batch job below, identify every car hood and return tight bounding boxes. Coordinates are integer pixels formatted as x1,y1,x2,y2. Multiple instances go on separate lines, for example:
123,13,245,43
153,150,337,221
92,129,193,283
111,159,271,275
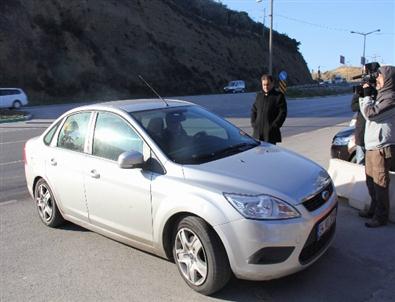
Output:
182,144,330,205
334,126,355,138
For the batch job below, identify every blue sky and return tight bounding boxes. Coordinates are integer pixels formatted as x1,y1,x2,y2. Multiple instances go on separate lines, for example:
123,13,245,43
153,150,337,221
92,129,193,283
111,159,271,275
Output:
220,0,395,72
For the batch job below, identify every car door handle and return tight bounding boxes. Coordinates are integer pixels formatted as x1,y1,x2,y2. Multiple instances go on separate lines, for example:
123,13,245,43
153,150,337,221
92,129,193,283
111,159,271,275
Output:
90,169,100,179
50,158,57,166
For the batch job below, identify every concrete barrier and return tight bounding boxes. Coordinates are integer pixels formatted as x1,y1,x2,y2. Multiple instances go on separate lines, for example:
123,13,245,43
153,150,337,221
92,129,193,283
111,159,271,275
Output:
328,158,395,222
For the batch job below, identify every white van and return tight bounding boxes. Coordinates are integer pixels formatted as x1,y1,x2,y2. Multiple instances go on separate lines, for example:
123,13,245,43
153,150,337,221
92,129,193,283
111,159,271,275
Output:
0,88,28,109
223,80,246,93
332,76,345,85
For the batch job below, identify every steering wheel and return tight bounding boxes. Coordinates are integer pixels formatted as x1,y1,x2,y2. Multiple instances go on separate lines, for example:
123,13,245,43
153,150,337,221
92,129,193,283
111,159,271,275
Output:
193,131,207,140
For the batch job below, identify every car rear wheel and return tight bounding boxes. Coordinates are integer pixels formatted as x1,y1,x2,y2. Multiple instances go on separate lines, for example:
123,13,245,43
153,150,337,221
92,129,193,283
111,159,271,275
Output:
173,216,231,295
34,179,65,227
12,100,22,109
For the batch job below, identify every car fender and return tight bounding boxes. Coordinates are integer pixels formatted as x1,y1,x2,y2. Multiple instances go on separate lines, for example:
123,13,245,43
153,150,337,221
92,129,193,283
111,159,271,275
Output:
151,190,240,255
25,139,69,217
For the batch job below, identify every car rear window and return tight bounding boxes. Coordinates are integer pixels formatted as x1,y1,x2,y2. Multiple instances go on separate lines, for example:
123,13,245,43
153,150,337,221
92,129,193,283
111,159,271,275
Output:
57,112,91,152
44,121,61,146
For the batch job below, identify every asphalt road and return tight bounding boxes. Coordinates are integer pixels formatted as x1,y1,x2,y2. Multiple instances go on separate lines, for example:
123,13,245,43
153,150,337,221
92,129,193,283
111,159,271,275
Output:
1,93,394,301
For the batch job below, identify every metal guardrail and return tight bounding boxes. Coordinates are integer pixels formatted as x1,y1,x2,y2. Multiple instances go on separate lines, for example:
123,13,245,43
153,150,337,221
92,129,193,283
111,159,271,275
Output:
289,83,353,90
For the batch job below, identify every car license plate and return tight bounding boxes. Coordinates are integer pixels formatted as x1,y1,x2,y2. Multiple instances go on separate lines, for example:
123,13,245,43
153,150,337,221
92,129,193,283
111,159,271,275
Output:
317,208,337,239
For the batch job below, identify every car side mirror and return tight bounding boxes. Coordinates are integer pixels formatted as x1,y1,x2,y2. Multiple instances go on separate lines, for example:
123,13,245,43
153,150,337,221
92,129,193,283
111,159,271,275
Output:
118,151,144,169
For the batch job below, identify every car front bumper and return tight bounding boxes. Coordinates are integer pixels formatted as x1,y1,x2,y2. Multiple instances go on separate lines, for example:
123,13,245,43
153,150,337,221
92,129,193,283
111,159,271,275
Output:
214,192,337,281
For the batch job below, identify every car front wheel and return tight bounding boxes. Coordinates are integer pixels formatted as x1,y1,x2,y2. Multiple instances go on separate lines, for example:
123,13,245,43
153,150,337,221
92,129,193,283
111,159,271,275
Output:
34,179,65,227
173,216,231,295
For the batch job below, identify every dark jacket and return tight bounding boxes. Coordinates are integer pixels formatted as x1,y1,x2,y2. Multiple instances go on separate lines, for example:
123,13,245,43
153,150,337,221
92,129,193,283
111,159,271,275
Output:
351,93,366,146
251,89,287,143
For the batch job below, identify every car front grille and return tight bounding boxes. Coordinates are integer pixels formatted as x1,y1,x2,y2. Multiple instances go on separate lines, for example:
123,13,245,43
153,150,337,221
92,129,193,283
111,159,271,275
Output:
299,207,337,265
302,182,334,212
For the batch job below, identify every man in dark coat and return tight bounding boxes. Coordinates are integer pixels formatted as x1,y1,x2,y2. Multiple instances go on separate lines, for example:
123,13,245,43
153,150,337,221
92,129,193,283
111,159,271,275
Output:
250,74,287,144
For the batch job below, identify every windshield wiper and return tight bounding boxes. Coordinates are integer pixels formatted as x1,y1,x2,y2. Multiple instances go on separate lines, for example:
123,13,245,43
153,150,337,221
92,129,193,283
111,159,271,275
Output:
192,142,259,163
218,142,259,155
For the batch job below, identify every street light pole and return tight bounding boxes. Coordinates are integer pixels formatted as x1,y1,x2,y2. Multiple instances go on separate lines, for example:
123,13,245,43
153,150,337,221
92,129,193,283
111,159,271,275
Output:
268,0,273,75
350,29,380,65
257,0,274,75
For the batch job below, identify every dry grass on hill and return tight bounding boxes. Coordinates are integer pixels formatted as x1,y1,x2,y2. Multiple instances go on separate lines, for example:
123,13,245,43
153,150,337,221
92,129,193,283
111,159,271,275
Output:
312,66,363,81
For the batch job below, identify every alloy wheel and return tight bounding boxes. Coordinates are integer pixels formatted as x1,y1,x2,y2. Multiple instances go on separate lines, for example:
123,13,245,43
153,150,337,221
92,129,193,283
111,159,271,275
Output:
174,228,208,286
36,183,54,222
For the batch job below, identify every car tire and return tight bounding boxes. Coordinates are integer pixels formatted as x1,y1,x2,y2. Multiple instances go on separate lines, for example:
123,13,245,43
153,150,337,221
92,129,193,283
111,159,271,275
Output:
34,179,65,227
173,216,231,295
12,100,22,109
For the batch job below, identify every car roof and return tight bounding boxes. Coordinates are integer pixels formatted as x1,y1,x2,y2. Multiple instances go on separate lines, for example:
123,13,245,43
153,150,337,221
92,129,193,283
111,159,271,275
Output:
74,98,194,113
0,88,23,90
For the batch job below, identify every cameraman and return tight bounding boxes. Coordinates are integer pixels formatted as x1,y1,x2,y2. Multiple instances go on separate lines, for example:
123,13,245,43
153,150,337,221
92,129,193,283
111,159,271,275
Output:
359,65,395,228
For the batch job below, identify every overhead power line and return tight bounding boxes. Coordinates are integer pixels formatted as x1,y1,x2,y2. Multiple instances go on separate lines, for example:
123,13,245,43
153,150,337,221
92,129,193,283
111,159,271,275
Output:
232,7,394,35
275,14,395,35
275,14,350,32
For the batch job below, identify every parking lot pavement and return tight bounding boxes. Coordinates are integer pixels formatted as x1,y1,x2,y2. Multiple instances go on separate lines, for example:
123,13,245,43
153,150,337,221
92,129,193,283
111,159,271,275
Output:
228,117,348,170
1,196,394,302
280,123,346,169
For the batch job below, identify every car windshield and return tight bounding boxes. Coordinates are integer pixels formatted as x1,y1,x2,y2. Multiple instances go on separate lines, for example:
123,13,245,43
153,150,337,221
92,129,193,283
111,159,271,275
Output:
130,105,259,164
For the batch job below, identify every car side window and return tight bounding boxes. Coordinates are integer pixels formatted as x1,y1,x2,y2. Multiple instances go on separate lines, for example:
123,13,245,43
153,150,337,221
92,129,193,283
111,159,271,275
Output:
57,112,91,152
0,89,19,96
92,112,143,161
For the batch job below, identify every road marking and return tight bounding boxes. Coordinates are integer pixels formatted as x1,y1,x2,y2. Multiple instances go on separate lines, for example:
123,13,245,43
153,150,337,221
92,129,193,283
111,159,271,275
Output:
0,200,18,206
0,140,27,145
0,160,23,166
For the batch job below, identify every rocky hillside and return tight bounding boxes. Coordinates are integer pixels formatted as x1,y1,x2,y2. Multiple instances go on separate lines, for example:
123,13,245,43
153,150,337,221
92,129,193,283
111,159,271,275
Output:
0,0,312,104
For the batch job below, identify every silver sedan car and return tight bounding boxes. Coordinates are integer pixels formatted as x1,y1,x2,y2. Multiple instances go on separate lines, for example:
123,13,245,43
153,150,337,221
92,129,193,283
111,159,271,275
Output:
24,99,337,295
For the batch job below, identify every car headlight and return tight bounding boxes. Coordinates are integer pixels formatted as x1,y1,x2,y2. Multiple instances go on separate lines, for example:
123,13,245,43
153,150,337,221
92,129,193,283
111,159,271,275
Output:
332,135,351,146
223,193,300,220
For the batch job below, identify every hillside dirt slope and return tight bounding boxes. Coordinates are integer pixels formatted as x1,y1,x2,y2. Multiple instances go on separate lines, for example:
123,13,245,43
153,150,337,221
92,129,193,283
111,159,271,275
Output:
0,0,312,104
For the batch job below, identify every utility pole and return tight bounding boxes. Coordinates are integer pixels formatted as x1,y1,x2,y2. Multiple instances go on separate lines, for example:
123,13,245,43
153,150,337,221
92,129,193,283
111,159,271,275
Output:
262,8,266,50
257,0,274,75
268,0,273,75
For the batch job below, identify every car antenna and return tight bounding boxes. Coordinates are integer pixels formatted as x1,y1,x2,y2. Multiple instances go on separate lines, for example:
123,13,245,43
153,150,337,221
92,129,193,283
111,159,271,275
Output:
137,75,169,107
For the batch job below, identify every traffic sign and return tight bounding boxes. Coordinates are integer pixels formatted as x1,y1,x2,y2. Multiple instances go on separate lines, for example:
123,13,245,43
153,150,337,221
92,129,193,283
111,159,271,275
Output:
279,70,288,81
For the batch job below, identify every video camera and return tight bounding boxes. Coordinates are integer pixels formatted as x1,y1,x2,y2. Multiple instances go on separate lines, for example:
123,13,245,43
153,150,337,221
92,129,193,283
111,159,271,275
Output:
352,62,380,97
